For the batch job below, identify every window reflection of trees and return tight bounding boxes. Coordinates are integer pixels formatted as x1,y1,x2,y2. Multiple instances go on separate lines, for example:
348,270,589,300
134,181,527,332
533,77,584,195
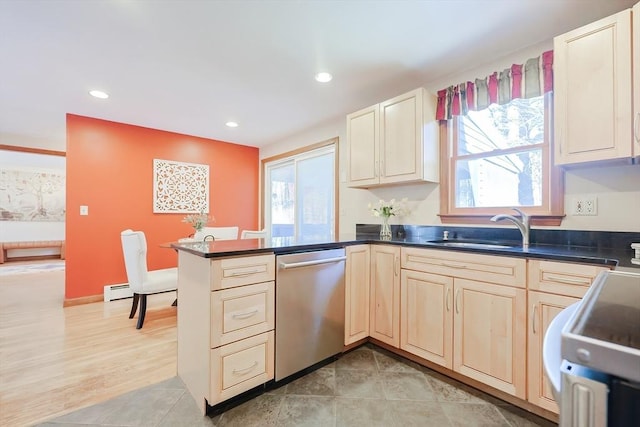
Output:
455,96,544,208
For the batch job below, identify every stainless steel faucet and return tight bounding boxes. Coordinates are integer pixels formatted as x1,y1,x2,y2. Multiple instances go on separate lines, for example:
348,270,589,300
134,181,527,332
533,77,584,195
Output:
490,207,530,249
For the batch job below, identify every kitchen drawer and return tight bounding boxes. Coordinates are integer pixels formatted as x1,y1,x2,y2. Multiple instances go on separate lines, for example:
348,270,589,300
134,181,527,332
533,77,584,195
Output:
401,247,526,288
210,331,274,404
528,260,610,298
211,281,275,347
211,253,275,290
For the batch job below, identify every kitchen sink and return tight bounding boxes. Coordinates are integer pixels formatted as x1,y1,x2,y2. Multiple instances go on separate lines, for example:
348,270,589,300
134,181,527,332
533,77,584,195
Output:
424,239,516,250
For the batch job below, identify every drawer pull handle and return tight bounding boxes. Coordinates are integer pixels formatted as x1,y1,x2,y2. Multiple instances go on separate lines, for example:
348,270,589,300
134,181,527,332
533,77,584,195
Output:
545,274,590,285
228,269,262,277
232,361,258,375
232,309,259,320
455,289,460,314
532,304,538,334
441,261,467,269
446,288,451,312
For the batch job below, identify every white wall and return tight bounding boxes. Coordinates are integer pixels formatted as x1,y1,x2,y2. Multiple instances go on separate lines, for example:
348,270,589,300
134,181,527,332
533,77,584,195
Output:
260,41,640,234
0,150,66,257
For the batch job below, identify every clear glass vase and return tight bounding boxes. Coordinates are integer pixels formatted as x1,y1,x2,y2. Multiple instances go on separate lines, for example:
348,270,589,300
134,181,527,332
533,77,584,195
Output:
380,216,392,240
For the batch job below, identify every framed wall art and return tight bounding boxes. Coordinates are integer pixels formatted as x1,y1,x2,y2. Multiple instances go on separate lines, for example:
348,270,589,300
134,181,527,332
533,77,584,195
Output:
0,167,66,221
153,159,209,213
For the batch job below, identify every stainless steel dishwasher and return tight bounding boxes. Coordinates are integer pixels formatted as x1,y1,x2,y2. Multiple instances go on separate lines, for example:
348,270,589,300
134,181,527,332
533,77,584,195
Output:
275,248,346,381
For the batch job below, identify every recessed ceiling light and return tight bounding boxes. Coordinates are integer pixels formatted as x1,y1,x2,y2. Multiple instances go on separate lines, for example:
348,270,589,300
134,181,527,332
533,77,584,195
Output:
315,72,333,83
89,90,109,99
225,121,239,128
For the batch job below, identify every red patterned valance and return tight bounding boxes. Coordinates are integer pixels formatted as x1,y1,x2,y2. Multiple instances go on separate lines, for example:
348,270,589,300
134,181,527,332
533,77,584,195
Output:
436,50,553,120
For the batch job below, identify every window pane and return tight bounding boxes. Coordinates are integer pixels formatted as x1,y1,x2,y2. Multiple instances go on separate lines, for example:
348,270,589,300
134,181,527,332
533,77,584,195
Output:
458,96,545,156
297,152,334,241
455,149,542,208
264,144,336,241
269,163,294,238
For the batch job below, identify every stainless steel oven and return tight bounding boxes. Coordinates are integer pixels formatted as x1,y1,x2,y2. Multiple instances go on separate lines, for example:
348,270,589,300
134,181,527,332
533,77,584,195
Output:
544,270,640,427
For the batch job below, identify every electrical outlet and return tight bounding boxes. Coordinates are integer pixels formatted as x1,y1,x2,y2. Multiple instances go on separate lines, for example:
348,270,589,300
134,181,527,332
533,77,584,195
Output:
573,197,597,216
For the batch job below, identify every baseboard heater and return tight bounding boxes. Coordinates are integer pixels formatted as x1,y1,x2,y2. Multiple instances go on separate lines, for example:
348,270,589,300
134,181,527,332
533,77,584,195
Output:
104,283,133,302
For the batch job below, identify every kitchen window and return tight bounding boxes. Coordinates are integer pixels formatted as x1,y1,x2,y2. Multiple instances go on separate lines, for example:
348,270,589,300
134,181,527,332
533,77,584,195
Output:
439,92,564,225
262,139,338,241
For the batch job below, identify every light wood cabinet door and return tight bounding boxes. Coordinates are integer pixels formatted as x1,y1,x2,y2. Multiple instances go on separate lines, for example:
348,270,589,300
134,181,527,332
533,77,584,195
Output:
634,2,640,155
527,291,580,414
210,281,275,347
379,88,438,185
554,9,633,165
345,245,371,345
347,104,379,187
210,331,274,404
370,245,401,347
453,278,526,399
401,269,453,369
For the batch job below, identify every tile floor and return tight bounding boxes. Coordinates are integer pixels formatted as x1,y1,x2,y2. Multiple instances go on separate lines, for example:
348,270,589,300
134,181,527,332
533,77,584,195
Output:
37,345,556,427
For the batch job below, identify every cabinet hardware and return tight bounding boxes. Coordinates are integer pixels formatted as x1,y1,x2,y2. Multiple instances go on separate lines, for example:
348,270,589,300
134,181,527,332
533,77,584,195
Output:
394,256,399,276
532,305,538,334
446,288,451,312
279,256,346,269
228,269,262,277
232,309,259,320
374,161,379,177
441,261,467,269
546,274,590,285
455,289,460,314
232,361,258,375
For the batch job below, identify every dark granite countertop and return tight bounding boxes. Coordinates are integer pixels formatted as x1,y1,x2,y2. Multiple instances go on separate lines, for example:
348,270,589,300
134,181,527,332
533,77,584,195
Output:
170,231,640,271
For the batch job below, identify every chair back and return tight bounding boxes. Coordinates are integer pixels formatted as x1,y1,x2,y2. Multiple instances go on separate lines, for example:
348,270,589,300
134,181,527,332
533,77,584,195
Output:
194,226,239,241
241,229,267,239
120,229,149,293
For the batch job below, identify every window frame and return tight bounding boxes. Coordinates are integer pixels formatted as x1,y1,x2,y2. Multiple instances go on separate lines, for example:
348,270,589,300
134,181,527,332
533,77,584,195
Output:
438,93,564,226
260,137,339,239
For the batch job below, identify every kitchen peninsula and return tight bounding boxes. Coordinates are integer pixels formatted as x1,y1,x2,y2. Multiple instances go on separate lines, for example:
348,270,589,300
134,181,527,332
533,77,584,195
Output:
172,228,639,419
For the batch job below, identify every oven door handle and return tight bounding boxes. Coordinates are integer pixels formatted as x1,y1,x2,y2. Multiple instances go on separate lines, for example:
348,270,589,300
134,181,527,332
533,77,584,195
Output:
279,256,346,269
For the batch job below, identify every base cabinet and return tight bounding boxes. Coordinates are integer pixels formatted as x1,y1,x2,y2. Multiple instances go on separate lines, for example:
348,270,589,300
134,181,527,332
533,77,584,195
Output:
453,278,526,399
345,245,371,345
400,247,527,399
527,291,579,413
400,269,453,369
177,252,276,414
370,245,400,347
526,259,609,414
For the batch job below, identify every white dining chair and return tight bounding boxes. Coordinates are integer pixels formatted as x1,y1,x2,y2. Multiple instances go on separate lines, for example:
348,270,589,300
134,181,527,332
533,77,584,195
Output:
241,229,267,239
194,226,239,241
120,229,177,329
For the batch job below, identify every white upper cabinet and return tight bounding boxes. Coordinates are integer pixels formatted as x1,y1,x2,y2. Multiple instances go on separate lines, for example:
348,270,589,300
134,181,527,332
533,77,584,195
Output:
554,9,633,165
346,88,439,187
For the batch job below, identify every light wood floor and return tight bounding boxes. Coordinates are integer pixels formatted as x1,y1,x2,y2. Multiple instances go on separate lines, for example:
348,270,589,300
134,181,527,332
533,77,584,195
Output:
0,264,177,427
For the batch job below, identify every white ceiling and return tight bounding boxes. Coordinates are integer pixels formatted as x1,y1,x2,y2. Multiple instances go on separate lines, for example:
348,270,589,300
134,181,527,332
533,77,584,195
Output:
1,0,636,150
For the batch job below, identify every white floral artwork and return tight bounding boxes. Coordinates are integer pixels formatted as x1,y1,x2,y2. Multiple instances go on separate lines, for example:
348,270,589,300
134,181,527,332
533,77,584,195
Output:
0,167,66,221
153,159,209,213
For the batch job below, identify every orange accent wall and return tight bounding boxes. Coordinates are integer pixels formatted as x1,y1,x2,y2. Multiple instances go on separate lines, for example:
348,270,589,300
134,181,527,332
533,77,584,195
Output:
65,114,258,300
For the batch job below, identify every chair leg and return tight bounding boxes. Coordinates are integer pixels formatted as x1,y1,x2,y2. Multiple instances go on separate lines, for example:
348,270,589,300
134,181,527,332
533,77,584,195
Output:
136,294,147,329
129,294,140,319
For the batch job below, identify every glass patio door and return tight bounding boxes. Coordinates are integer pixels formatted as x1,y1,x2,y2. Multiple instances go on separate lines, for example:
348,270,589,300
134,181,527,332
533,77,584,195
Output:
264,144,335,242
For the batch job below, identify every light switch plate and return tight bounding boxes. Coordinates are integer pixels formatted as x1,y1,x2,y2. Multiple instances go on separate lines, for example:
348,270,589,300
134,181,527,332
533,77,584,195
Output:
80,205,89,216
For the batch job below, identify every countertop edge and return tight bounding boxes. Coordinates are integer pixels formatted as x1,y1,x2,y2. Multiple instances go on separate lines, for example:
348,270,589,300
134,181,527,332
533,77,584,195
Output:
171,237,635,269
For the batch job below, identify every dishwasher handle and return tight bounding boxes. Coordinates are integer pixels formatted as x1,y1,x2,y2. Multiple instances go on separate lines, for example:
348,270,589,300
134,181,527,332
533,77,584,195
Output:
279,256,347,270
